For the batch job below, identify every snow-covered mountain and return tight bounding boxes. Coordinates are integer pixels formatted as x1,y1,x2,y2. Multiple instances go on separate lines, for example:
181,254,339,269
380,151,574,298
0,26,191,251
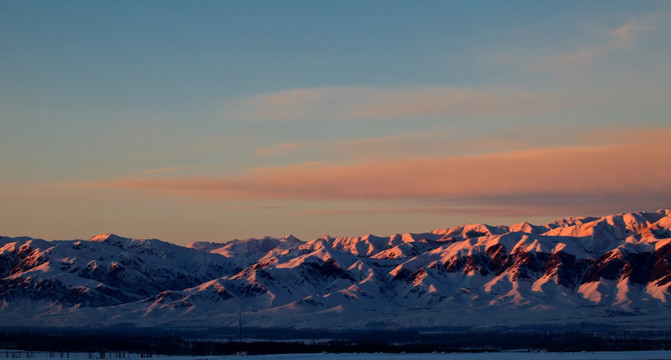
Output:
2,210,671,330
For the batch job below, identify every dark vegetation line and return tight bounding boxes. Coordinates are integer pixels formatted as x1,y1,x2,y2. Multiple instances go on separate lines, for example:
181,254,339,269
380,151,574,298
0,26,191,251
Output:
1,327,671,355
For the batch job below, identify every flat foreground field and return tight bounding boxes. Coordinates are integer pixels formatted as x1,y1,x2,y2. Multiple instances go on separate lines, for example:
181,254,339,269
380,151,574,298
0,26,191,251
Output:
2,351,671,360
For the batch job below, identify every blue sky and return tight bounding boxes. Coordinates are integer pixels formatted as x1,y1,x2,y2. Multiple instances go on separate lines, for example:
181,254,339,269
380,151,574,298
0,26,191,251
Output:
2,1,670,245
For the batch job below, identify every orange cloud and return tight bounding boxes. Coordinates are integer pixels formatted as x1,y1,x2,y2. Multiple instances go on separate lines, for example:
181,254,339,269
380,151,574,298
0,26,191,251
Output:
92,128,671,205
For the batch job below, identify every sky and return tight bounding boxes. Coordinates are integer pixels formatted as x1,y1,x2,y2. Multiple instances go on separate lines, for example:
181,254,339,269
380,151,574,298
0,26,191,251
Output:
1,1,670,246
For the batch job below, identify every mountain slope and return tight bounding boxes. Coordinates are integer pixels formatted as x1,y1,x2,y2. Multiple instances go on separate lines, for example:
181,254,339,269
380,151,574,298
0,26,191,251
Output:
1,210,670,330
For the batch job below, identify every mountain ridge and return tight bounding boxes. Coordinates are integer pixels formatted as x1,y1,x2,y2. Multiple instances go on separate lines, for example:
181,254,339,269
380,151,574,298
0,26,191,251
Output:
1,209,670,330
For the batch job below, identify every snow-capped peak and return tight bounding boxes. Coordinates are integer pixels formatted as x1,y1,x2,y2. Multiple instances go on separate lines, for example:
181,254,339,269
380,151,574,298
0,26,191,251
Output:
2,209,671,331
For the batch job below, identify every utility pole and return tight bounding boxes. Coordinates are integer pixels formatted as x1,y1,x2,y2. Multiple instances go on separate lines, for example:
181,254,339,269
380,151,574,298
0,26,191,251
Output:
238,311,242,344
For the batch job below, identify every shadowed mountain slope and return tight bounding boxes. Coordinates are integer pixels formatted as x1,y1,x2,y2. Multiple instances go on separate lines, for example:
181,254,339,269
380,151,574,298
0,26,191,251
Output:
1,210,670,330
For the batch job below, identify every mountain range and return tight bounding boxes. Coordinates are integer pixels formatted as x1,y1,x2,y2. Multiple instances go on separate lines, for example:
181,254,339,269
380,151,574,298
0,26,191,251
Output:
2,209,671,331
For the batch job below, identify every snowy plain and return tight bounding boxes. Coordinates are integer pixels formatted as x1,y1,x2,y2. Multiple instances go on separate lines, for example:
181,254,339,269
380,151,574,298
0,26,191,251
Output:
226,351,671,360
3,351,671,360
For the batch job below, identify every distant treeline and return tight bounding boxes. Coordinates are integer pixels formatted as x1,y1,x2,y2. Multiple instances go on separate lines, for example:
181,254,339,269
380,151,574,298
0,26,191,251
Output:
1,327,671,355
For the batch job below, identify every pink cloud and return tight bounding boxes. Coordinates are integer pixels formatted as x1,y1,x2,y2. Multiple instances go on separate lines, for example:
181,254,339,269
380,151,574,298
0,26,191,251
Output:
92,128,671,206
252,131,456,159
343,88,563,119
254,142,308,156
517,16,658,76
252,129,566,162
143,166,191,174
610,18,651,48
231,88,337,120
224,86,567,121
297,200,663,219
527,46,602,73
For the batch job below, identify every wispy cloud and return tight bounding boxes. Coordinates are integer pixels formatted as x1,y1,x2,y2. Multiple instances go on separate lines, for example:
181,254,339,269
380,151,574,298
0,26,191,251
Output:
343,88,562,119
610,18,652,48
228,88,338,121
253,126,591,162
522,16,656,75
80,128,671,216
254,142,309,156
296,198,668,219
527,47,602,73
236,204,283,211
142,166,192,175
296,206,523,217
223,86,566,122
253,131,456,158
